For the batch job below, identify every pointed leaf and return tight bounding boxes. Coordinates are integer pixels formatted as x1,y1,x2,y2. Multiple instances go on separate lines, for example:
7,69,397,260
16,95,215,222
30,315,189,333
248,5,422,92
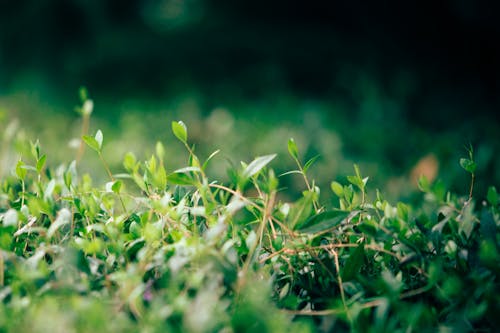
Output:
82,135,100,153
95,129,103,149
331,181,344,197
36,154,47,173
303,155,320,173
296,209,353,234
243,154,276,178
287,138,299,160
15,160,27,180
342,243,365,280
171,121,187,143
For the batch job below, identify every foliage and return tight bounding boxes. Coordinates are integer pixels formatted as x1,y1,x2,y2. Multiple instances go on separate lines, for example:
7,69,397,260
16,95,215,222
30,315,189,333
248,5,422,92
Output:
0,104,499,332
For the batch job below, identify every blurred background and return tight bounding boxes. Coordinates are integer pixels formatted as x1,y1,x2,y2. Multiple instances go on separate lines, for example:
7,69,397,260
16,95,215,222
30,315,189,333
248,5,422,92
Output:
0,0,499,201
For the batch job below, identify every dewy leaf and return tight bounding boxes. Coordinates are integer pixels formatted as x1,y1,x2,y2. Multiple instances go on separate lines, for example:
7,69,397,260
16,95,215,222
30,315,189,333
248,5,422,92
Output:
171,120,188,143
459,158,476,174
296,210,354,234
243,154,276,178
287,138,299,160
82,135,100,153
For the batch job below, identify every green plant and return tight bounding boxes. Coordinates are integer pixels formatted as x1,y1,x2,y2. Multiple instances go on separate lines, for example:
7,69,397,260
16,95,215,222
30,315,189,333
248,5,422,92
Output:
0,104,498,332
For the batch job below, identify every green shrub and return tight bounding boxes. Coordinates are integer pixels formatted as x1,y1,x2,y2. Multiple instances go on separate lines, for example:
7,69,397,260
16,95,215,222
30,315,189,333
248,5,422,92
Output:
0,99,498,332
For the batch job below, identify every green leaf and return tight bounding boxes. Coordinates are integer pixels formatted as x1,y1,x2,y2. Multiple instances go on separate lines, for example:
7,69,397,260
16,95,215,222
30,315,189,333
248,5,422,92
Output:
287,191,316,229
486,186,498,206
15,160,27,180
417,175,431,192
36,154,46,173
459,158,476,173
111,180,122,194
243,154,276,178
82,135,100,153
303,155,320,173
123,152,137,171
167,173,196,185
287,138,299,160
347,175,364,190
171,120,188,143
330,181,344,197
155,165,167,190
202,149,220,171
342,243,365,280
296,209,353,234
155,141,165,161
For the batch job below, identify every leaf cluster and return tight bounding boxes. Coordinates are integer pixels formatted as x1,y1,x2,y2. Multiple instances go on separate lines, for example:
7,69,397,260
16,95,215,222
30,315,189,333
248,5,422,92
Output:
0,117,498,332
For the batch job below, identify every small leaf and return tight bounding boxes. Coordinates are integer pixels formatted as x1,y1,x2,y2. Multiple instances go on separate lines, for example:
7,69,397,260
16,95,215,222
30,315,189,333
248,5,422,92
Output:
111,180,122,194
417,175,431,192
287,138,299,160
486,186,498,206
303,155,320,173
173,166,201,174
123,152,137,171
156,141,165,161
287,191,316,229
171,121,187,143
15,160,27,180
330,181,344,197
95,129,103,149
342,243,365,280
202,149,220,171
36,154,46,173
347,175,364,190
296,210,354,234
459,158,476,173
156,165,167,190
243,154,276,178
167,173,196,185
79,86,88,102
82,135,100,153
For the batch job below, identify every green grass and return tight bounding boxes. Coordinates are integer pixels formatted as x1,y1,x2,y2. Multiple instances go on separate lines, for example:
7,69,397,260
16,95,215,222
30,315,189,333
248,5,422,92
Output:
0,95,499,332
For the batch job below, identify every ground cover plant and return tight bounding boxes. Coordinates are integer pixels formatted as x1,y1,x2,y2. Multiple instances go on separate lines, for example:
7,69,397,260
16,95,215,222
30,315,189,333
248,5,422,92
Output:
0,96,499,332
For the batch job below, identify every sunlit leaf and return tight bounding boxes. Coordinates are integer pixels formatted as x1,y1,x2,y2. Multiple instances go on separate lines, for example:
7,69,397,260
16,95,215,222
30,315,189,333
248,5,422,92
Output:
36,154,46,173
82,135,100,153
243,154,276,178
287,138,299,160
172,120,188,143
330,181,343,197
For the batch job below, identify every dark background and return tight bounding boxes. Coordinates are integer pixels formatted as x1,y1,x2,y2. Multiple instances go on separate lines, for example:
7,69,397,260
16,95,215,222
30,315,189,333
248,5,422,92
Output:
1,0,499,198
